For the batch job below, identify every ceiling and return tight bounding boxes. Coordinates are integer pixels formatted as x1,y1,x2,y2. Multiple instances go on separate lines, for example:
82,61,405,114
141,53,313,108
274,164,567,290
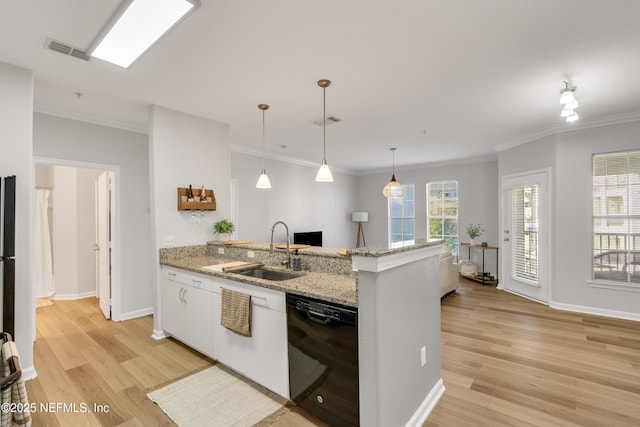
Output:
2,0,640,173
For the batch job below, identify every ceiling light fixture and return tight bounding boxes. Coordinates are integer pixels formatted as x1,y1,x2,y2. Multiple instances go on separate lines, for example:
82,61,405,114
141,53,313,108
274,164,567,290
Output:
383,148,404,198
89,0,200,68
315,79,334,182
559,81,579,123
256,104,272,189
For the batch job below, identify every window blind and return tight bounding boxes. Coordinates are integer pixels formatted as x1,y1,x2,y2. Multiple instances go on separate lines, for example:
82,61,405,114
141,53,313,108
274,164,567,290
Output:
592,151,640,284
512,185,539,285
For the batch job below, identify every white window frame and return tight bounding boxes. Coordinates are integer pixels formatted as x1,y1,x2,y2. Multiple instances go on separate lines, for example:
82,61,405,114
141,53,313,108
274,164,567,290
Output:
388,184,415,248
592,150,640,287
427,180,459,254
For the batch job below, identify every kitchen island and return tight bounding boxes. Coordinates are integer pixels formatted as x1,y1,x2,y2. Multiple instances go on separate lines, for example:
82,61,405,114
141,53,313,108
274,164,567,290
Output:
156,239,444,426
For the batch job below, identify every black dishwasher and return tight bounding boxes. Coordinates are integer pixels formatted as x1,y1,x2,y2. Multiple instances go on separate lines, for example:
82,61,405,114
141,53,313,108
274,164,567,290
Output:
286,294,359,426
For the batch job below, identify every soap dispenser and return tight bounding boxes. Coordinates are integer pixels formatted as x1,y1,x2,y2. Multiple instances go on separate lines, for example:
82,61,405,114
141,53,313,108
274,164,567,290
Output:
293,249,302,271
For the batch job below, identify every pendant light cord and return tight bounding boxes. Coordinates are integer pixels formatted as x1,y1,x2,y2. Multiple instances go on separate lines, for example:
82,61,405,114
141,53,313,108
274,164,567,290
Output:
262,108,266,169
323,85,327,161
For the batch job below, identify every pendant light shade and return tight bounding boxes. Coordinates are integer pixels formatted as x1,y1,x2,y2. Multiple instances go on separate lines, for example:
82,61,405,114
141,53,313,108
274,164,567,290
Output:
559,81,580,123
383,148,404,198
255,104,272,189
315,79,334,182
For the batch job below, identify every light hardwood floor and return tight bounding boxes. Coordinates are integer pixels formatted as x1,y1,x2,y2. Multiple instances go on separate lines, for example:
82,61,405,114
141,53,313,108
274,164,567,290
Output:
26,279,640,426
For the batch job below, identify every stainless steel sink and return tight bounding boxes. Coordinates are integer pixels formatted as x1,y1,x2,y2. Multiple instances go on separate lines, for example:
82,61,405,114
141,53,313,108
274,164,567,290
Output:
238,268,303,281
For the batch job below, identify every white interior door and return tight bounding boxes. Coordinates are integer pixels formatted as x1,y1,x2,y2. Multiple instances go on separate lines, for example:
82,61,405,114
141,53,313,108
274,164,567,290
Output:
97,172,111,319
502,170,550,303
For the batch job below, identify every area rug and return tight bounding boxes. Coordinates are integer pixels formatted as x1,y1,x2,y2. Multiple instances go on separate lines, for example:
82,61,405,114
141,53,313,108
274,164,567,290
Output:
147,365,285,426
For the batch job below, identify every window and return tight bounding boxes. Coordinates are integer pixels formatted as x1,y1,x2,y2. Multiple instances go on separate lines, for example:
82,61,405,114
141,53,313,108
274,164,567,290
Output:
427,181,458,253
388,184,415,248
592,151,640,284
512,185,539,283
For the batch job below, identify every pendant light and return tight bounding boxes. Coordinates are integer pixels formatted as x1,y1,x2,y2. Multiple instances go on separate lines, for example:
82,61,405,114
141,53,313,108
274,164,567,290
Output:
315,79,334,182
559,81,579,123
255,104,272,189
383,148,404,198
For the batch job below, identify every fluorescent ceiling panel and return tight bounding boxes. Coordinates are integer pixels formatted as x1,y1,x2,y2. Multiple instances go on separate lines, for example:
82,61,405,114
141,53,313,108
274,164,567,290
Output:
91,0,199,68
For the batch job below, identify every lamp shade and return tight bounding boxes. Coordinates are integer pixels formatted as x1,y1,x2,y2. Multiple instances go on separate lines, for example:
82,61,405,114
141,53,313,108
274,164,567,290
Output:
256,170,272,188
383,175,405,198
352,212,369,222
559,89,576,105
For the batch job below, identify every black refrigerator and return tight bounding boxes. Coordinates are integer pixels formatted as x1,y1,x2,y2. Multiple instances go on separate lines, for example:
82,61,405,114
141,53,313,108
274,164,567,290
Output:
1,176,16,337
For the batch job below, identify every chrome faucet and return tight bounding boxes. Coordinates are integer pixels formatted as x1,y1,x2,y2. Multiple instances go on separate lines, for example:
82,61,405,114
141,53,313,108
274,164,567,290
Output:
270,221,292,269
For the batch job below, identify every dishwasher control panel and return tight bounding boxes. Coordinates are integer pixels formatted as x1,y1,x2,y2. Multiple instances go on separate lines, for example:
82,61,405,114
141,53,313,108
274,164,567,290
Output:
288,294,357,325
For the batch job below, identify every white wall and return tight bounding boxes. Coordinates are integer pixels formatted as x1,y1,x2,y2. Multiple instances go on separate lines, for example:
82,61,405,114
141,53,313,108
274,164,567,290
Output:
51,167,79,297
230,151,357,248
33,113,151,318
355,159,500,276
149,105,230,335
499,121,640,320
0,61,34,376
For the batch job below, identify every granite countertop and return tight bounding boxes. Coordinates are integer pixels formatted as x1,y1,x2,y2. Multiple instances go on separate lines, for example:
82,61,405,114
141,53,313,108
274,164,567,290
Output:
160,255,357,307
347,239,443,257
207,241,349,258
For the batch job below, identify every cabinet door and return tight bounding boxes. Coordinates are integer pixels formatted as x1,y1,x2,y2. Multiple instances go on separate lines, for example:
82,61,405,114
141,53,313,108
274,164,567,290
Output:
182,285,214,357
161,278,186,339
213,280,289,398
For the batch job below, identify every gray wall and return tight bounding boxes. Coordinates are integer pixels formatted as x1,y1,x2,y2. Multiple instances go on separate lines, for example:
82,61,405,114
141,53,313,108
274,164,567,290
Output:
499,121,640,319
33,113,152,318
555,122,640,316
355,158,500,276
231,151,358,248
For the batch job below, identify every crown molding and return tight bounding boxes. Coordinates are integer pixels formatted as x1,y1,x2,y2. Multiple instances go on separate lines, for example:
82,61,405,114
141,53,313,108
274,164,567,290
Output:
495,110,640,152
355,153,499,176
34,103,148,134
230,144,355,175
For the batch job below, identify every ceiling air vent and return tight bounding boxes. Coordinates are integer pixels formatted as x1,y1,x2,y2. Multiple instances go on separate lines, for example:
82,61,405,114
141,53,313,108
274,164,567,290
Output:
45,38,90,61
312,116,342,126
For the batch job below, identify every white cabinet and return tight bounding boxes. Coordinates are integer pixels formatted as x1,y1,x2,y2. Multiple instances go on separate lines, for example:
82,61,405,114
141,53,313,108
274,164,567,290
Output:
161,267,215,357
212,277,290,399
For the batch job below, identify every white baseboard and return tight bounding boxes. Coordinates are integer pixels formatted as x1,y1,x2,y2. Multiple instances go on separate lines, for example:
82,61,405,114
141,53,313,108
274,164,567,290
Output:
52,291,96,300
22,365,37,381
116,307,154,322
550,301,640,322
152,329,169,340
405,378,445,427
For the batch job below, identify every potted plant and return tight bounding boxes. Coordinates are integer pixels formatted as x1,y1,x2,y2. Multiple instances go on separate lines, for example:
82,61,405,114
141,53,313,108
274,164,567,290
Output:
466,223,484,246
213,219,235,241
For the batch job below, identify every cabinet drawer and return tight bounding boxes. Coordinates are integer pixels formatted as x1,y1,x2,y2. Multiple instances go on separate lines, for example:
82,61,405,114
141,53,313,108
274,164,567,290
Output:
162,267,214,293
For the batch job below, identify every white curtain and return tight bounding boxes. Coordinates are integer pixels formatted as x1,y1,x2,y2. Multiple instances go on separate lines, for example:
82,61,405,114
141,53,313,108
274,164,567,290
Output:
35,189,54,298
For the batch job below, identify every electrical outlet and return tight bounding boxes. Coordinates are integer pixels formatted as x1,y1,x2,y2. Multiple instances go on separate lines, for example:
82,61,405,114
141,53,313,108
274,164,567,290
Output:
217,247,224,255
247,251,255,258
164,235,175,246
420,346,427,367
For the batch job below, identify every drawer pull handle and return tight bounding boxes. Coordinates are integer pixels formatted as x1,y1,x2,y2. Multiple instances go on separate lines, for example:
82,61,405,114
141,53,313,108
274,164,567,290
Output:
192,279,201,287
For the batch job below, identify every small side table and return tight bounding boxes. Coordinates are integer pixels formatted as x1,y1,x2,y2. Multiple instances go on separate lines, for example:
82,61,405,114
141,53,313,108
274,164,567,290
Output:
458,243,499,285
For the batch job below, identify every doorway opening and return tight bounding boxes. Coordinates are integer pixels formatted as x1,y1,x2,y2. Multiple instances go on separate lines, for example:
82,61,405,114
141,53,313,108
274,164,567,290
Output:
34,159,119,324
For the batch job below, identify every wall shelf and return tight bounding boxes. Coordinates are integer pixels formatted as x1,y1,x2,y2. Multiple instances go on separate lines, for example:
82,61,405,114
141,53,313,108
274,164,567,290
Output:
177,187,216,211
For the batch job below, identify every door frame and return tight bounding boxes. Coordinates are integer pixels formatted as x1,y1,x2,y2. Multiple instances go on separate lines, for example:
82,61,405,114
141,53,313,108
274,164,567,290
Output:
499,167,553,304
33,157,121,320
